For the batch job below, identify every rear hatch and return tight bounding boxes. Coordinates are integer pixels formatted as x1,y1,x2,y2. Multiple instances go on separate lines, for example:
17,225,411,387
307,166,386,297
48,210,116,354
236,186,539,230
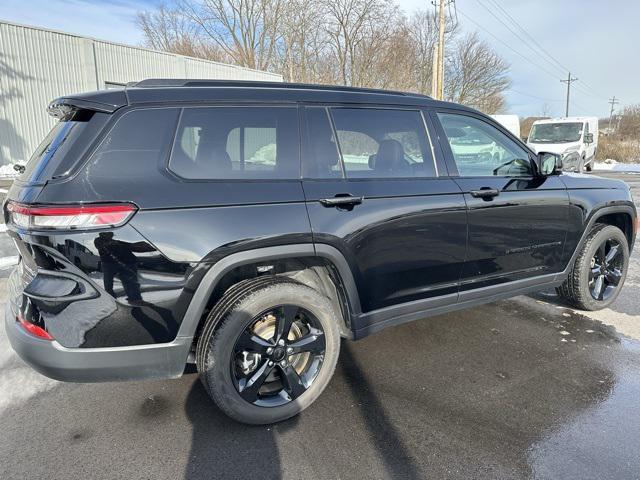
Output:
4,89,128,341
5,89,127,263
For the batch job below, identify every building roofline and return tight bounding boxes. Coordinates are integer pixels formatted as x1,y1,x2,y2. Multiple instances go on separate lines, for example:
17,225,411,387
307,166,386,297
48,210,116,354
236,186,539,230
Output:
0,18,282,79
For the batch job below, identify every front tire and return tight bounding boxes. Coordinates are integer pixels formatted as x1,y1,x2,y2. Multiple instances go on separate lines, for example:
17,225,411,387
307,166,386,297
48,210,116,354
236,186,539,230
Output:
196,277,341,424
557,224,629,310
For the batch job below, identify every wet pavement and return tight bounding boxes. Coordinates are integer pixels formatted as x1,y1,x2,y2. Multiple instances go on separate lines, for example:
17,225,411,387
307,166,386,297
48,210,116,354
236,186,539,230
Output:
0,172,639,479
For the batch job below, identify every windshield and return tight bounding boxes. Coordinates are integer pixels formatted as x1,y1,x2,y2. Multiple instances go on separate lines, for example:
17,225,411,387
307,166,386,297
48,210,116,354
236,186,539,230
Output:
529,122,583,143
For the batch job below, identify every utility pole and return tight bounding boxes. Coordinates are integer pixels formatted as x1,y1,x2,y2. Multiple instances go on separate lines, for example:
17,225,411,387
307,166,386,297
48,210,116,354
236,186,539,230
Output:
431,44,439,98
436,0,446,100
608,96,619,133
560,72,578,117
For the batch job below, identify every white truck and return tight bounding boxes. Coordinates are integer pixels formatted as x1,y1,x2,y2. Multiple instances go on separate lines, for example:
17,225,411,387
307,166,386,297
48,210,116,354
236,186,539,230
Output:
526,117,598,172
490,114,521,138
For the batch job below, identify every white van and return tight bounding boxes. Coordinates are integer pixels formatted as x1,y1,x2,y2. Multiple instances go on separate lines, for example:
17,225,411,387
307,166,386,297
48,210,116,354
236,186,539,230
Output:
490,114,520,138
527,117,598,172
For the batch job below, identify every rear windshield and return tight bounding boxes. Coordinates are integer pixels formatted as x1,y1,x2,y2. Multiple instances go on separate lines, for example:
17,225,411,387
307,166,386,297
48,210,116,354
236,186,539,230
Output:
19,110,110,184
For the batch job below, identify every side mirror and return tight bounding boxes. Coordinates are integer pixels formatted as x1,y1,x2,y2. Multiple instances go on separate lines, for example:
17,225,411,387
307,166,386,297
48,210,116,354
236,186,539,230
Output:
584,132,594,144
538,152,562,175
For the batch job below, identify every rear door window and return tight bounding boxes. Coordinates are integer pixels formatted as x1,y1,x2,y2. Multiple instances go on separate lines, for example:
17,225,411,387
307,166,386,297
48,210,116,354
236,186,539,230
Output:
328,108,435,179
169,106,299,180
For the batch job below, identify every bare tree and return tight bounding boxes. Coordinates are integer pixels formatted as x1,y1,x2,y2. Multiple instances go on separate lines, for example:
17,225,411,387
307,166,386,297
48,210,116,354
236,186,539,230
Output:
137,0,511,111
278,0,333,83
319,0,400,86
618,104,640,139
405,8,457,95
137,4,222,60
445,32,510,113
178,0,286,71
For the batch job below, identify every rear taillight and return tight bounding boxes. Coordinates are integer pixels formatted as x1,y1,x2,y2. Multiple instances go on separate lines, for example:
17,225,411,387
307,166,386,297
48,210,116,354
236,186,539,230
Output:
6,202,136,231
18,316,54,341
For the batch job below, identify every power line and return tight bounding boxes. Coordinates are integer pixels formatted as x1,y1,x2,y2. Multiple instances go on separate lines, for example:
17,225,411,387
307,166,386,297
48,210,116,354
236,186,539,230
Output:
571,101,593,115
509,88,563,102
460,3,611,116
568,79,606,99
473,0,566,77
577,80,608,100
456,8,563,81
472,0,609,108
481,0,570,74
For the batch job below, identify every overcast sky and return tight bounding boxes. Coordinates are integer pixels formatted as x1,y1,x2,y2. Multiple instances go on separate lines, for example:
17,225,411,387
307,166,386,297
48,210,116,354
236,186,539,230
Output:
1,0,637,118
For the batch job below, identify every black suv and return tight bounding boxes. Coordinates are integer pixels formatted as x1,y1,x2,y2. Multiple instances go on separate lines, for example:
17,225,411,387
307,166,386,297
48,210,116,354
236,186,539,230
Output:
5,80,636,424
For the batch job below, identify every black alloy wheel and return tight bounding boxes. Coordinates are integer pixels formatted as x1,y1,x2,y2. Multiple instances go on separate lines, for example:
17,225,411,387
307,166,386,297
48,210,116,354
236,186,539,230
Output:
232,304,326,407
589,238,624,301
197,278,340,424
556,224,629,311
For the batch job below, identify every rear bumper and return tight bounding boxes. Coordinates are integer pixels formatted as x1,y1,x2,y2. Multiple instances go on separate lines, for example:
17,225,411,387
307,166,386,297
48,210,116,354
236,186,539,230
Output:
5,299,192,382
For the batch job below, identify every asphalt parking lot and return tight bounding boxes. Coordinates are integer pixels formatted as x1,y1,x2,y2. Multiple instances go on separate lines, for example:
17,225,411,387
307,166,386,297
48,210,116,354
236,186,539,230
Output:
1,172,639,480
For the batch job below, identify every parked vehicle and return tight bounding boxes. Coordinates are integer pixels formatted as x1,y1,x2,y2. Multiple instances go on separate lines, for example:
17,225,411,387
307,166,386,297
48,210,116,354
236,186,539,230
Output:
490,114,520,138
527,117,599,172
5,81,636,424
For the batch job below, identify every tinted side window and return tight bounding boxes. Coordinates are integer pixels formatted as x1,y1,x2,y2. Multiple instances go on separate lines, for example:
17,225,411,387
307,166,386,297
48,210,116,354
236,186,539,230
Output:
302,107,342,178
20,111,110,183
169,107,299,180
86,108,179,178
330,108,435,178
437,113,533,177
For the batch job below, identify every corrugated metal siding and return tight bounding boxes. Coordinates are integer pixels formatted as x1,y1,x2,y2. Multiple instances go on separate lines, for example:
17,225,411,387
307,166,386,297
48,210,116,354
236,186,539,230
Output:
0,20,282,166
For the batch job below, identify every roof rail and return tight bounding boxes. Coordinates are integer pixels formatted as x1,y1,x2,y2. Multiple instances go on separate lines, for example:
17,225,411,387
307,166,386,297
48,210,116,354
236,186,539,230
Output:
131,79,431,99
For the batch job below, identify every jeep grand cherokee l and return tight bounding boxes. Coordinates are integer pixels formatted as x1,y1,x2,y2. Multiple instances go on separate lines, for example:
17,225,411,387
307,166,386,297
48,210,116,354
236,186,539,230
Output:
4,80,637,424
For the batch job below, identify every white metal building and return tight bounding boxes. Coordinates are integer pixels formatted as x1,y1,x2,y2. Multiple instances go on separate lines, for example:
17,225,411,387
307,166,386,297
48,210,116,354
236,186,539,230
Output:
0,20,283,168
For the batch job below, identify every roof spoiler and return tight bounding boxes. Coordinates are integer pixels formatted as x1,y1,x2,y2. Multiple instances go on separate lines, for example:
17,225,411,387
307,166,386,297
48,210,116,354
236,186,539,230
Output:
48,90,128,119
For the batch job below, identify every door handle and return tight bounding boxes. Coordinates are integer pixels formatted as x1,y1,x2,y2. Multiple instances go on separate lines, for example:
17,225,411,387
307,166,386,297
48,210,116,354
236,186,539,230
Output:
470,188,500,199
319,195,364,208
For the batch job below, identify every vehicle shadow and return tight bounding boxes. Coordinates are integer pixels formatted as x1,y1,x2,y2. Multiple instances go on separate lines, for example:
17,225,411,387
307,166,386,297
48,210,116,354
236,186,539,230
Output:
183,378,296,479
340,343,424,480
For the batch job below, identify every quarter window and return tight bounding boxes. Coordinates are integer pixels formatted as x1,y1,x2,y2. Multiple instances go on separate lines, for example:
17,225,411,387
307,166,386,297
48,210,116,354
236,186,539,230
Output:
329,108,436,178
86,108,178,177
169,107,299,179
438,113,533,177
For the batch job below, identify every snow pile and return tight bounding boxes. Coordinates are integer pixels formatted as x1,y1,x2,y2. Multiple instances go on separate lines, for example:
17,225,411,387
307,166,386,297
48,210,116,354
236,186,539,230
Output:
0,163,23,177
593,159,640,173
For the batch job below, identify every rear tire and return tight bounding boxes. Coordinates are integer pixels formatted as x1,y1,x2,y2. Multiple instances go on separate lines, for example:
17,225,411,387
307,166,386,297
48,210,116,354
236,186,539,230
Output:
196,277,341,424
556,224,629,310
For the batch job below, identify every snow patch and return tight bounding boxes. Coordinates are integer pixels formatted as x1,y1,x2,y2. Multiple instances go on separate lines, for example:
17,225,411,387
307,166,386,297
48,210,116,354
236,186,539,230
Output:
0,162,24,177
0,303,58,414
0,366,58,413
594,159,640,173
0,256,19,269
